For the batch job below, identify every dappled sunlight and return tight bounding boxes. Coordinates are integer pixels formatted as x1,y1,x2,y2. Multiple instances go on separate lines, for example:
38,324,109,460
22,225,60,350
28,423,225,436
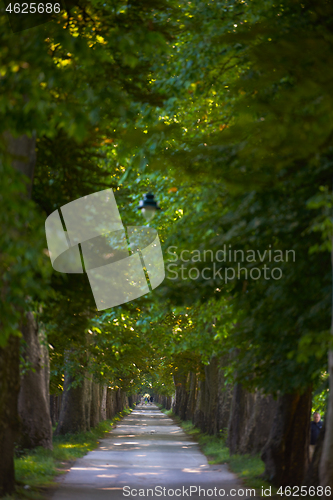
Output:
182,468,207,473
96,474,118,478
71,467,107,471
113,442,140,445
132,472,160,476
98,488,124,491
38,407,249,498
58,443,90,449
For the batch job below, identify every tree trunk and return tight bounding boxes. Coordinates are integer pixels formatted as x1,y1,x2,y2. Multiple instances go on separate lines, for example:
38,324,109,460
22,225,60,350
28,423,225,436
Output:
116,388,123,413
90,382,101,428
100,385,107,420
320,350,333,491
319,243,333,490
204,357,219,435
228,383,255,454
217,356,233,432
50,394,62,426
172,368,188,420
55,370,87,435
0,131,36,496
218,382,233,431
39,328,50,403
84,376,92,432
106,388,117,419
227,382,277,455
0,335,20,497
185,372,197,421
193,378,206,432
261,387,312,487
18,312,52,449
242,391,278,455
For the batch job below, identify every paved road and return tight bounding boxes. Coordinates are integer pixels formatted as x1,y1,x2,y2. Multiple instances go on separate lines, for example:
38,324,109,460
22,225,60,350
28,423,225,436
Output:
52,404,249,499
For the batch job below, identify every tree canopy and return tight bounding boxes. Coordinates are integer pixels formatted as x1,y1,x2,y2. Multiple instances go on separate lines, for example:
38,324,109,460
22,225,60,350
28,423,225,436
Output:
1,0,333,491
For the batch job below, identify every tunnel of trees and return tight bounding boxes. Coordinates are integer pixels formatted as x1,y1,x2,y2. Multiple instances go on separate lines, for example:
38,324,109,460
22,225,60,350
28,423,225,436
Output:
1,0,333,496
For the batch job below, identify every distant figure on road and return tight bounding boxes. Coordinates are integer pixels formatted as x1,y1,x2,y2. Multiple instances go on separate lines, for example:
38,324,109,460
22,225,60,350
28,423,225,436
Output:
150,396,153,404
310,412,323,461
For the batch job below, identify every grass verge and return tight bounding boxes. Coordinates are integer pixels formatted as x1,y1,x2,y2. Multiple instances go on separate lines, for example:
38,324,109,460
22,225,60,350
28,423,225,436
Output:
4,408,132,500
160,407,276,497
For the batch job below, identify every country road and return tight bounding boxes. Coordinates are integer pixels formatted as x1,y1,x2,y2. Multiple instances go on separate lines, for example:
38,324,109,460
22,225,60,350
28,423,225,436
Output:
52,405,251,499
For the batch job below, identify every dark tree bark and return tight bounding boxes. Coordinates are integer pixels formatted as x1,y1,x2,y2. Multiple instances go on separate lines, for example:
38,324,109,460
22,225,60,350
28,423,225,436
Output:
319,241,333,490
50,396,56,426
217,382,233,431
261,387,312,487
106,388,116,419
241,392,278,455
120,391,127,411
100,385,107,420
115,388,124,413
204,356,220,435
50,394,62,425
320,372,333,490
172,368,189,420
128,395,135,408
18,313,52,449
166,395,172,410
0,131,36,496
217,357,233,432
0,335,20,497
84,376,92,432
90,382,101,428
185,372,198,421
55,364,90,435
156,394,172,410
228,383,256,454
228,383,278,455
193,378,206,432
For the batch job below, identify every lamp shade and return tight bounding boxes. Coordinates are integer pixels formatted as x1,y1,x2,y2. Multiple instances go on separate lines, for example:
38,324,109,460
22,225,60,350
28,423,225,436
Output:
137,193,160,222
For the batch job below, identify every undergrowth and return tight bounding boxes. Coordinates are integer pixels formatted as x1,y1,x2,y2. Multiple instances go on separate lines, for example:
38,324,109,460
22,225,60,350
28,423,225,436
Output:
4,408,132,500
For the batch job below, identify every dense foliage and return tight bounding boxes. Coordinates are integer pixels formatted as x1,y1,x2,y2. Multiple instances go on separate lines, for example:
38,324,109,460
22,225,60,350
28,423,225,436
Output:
1,0,332,440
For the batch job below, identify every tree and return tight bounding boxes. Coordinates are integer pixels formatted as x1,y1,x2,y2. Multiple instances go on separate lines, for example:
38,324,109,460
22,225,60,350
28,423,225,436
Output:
0,0,178,492
0,131,42,495
130,0,333,485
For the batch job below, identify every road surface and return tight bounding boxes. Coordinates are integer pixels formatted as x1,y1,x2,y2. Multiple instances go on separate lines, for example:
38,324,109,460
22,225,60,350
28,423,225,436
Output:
52,404,251,499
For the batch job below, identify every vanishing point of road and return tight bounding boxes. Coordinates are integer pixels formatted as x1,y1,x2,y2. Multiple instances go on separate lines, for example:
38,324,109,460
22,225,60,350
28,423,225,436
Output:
52,404,251,499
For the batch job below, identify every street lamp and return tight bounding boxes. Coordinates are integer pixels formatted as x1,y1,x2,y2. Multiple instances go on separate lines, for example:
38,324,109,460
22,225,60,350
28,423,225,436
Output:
137,192,161,222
